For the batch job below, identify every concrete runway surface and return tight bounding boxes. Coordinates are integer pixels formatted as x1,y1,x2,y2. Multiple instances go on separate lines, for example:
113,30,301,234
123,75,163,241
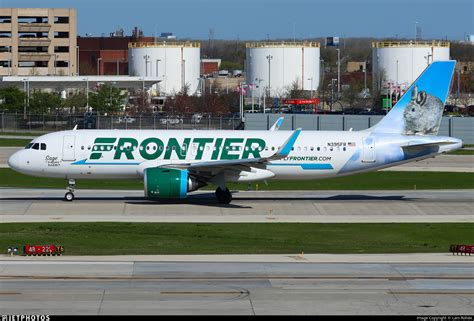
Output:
1,188,473,223
1,256,473,315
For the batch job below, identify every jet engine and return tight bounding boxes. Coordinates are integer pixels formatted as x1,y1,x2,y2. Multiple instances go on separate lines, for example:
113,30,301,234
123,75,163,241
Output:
144,167,205,199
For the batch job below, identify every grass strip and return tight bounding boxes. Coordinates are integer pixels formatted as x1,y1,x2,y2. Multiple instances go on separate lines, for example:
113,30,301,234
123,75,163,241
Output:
1,223,472,255
0,139,32,147
1,168,473,190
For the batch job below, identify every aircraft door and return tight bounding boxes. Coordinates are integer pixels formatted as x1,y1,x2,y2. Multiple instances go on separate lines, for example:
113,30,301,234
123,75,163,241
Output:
62,135,76,161
362,136,376,163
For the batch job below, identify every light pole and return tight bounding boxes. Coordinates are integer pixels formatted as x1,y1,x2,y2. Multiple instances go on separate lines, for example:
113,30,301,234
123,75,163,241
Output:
156,59,161,77
83,78,89,109
414,21,418,42
22,78,27,119
266,54,273,98
143,55,149,77
256,78,263,111
364,60,368,98
424,53,432,66
308,77,313,98
225,76,228,94
97,57,102,76
239,81,246,119
336,48,341,94
251,80,255,113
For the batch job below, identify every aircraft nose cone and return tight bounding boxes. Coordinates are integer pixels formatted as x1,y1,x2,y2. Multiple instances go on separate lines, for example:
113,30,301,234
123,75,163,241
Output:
7,151,21,171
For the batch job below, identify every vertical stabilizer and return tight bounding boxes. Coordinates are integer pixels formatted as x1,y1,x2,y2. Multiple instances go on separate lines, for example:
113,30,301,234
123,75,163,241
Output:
372,61,455,135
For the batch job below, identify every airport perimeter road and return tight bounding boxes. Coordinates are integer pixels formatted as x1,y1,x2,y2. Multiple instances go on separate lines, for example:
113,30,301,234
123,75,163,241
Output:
1,189,473,223
1,257,473,315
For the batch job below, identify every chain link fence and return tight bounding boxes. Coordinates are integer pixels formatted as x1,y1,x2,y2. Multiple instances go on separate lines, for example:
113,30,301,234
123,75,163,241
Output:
0,113,244,132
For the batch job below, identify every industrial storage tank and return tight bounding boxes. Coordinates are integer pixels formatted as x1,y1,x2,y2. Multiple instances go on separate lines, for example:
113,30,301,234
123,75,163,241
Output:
372,41,450,95
128,41,200,95
246,42,320,97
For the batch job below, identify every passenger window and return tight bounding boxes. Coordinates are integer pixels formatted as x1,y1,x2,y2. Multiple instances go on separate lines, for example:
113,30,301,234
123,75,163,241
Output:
343,147,346,151
41,143,46,150
32,143,39,150
81,146,84,150
317,147,320,151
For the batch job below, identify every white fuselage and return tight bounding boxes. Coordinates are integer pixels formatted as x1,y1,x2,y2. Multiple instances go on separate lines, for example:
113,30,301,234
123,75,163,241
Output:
7,129,462,182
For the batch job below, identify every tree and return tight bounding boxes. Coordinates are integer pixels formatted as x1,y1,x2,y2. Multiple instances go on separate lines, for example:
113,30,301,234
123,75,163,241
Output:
0,86,25,112
89,84,127,114
64,93,87,113
29,91,62,114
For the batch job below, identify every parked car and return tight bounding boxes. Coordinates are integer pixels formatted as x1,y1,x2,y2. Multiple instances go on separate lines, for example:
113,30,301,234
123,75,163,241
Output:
117,116,135,123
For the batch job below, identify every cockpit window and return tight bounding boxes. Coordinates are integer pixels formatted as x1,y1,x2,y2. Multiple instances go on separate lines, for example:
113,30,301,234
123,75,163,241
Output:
40,143,46,150
32,143,39,150
25,143,33,149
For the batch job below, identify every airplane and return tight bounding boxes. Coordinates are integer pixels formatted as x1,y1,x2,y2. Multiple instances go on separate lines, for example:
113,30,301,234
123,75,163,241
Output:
8,61,462,204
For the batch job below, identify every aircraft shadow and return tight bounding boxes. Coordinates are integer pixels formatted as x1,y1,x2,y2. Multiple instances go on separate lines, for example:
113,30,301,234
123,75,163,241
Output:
1,194,414,205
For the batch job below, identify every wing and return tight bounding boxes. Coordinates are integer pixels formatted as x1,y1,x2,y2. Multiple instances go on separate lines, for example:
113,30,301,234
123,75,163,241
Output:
161,129,301,179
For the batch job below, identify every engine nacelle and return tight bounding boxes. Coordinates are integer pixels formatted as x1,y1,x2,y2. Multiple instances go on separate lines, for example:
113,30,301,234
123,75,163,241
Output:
144,168,205,199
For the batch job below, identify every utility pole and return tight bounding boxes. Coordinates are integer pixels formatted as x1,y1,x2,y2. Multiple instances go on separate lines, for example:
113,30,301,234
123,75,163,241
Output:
266,54,273,98
143,54,149,77
336,48,341,94
414,21,418,42
364,61,367,98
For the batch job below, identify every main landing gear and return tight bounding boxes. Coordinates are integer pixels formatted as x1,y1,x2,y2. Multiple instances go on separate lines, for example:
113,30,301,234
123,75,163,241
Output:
64,178,76,202
215,187,232,204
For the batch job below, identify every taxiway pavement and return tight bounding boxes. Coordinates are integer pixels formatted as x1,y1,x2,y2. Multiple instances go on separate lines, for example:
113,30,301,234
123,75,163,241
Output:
1,188,473,223
1,255,472,315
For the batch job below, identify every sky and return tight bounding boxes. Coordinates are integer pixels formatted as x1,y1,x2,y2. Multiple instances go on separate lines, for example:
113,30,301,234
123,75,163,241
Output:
1,0,473,40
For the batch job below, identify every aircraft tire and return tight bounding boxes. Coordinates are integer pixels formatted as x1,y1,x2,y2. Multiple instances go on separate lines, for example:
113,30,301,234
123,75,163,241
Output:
215,187,232,204
64,192,75,202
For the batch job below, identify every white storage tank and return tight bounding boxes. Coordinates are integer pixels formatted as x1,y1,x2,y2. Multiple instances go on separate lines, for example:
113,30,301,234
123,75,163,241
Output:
246,42,320,97
128,41,201,95
372,41,450,95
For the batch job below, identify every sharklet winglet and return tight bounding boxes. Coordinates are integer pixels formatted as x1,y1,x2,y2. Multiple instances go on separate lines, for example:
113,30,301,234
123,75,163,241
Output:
275,128,302,158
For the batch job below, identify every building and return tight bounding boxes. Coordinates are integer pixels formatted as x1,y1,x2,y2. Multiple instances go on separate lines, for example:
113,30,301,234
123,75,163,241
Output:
128,41,201,95
0,8,77,76
372,41,450,96
346,61,366,73
77,27,154,76
245,42,320,97
201,58,221,77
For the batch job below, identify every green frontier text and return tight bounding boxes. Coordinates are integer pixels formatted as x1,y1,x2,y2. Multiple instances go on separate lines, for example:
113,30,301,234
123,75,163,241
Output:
90,137,266,161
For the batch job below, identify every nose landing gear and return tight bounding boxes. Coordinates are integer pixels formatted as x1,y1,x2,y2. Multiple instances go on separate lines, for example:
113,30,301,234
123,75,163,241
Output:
64,178,76,201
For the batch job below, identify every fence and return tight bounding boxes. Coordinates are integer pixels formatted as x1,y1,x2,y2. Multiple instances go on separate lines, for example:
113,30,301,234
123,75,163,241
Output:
0,113,244,132
244,113,474,144
1,112,473,144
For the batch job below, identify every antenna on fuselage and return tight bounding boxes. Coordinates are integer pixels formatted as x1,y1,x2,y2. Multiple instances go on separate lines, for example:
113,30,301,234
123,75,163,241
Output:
73,124,78,130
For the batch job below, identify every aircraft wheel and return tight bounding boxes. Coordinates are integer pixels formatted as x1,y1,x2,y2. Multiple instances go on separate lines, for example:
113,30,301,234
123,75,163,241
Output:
215,187,232,204
64,192,75,202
